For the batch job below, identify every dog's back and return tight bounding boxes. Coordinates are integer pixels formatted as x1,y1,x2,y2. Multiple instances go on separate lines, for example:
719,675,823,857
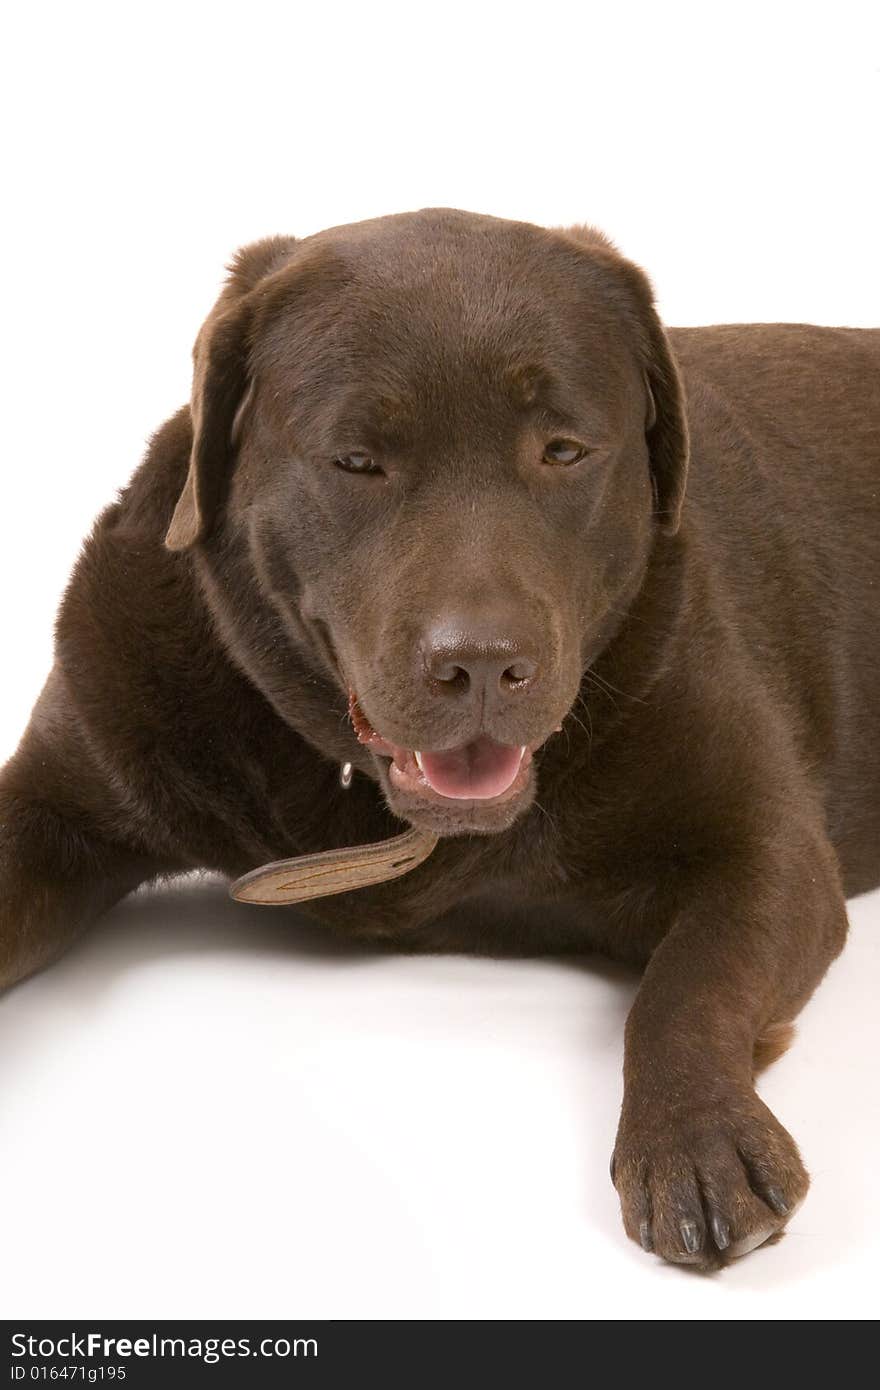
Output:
671,324,880,891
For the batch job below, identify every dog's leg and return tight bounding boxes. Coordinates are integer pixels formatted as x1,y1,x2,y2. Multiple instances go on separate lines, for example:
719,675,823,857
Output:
610,821,847,1269
0,733,161,991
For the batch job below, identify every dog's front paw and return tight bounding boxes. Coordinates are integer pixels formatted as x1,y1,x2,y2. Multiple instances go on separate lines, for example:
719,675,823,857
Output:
610,1090,809,1270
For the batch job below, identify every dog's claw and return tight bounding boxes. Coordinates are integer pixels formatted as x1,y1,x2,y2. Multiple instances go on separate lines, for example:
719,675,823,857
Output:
680,1219,701,1255
711,1214,731,1250
764,1186,789,1216
639,1219,653,1252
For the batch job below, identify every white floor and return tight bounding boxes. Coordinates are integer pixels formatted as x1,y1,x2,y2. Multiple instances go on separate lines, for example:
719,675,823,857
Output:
1,874,877,1321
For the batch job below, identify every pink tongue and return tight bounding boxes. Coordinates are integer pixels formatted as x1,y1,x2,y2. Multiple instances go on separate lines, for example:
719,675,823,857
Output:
417,736,524,800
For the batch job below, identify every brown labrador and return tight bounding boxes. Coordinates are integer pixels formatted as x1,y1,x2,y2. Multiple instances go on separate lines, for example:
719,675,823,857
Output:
3,208,879,1270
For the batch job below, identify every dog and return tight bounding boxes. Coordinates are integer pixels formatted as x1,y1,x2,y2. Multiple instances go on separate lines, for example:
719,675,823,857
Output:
3,208,878,1270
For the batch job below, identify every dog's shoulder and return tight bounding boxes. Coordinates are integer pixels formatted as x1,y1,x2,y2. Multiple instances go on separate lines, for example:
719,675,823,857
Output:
109,405,194,544
54,405,211,706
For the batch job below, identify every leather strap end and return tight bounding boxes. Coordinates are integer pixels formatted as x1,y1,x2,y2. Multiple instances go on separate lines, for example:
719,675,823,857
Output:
229,826,439,906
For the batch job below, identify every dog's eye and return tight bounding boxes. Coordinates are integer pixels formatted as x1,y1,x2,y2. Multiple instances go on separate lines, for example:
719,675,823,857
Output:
334,452,384,476
542,438,589,466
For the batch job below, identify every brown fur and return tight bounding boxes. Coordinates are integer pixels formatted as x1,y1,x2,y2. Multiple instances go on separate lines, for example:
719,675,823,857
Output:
3,208,878,1269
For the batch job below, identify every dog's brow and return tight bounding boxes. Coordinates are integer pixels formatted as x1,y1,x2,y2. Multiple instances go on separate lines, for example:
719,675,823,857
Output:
502,365,586,434
327,416,407,452
326,391,415,448
516,392,604,443
528,402,583,435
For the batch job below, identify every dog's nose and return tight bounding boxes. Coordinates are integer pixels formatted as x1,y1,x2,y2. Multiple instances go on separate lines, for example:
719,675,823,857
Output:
420,618,540,703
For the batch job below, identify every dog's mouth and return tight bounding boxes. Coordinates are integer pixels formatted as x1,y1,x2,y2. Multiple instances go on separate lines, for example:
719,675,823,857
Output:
348,690,534,807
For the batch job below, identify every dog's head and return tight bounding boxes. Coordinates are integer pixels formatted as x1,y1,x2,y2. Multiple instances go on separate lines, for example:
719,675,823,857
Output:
166,209,688,836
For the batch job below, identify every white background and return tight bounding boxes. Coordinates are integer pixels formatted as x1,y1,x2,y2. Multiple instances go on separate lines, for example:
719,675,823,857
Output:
1,0,878,1320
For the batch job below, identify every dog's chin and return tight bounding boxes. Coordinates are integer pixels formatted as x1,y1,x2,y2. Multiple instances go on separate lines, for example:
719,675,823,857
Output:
375,747,537,836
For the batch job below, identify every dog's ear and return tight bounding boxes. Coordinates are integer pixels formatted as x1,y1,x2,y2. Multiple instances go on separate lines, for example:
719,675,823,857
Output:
165,236,298,551
555,224,690,536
